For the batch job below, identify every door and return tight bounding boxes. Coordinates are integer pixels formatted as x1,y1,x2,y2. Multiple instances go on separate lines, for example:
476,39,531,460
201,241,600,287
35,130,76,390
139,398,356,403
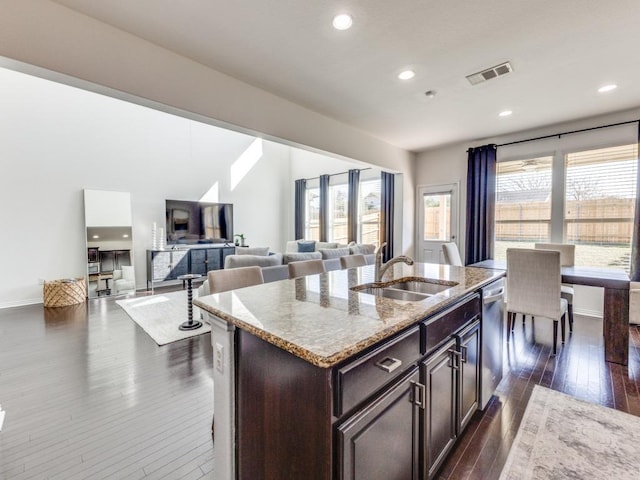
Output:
417,184,459,264
337,366,421,480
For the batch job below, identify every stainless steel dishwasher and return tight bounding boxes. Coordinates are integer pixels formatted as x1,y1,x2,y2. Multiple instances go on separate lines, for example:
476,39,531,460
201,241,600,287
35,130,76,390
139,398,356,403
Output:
479,277,505,410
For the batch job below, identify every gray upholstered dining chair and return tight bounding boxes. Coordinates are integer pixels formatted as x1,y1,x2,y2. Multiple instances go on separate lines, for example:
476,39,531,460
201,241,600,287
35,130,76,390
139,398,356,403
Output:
288,259,326,278
340,254,367,269
208,265,264,293
534,242,575,330
506,248,568,356
442,242,463,266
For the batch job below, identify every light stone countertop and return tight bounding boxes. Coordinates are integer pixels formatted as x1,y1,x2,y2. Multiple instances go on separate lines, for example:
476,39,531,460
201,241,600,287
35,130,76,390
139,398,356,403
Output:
193,262,505,368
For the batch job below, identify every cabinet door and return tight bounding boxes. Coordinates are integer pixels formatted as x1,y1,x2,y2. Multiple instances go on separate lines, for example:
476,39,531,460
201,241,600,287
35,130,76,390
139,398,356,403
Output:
207,249,222,271
170,250,190,277
458,319,480,431
151,251,172,281
337,366,420,480
189,249,208,275
423,339,457,480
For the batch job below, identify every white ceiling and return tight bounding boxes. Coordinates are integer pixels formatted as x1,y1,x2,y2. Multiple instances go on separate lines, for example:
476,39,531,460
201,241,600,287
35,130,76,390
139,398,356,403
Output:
53,0,640,152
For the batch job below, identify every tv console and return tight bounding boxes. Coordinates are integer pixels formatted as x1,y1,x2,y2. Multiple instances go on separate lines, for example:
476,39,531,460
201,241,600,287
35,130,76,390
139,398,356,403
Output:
146,244,236,291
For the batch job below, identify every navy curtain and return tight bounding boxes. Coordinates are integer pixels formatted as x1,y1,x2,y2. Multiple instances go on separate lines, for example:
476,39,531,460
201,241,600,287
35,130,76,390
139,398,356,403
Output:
465,144,497,265
631,123,640,281
294,179,306,240
348,169,360,243
381,171,395,262
319,174,330,242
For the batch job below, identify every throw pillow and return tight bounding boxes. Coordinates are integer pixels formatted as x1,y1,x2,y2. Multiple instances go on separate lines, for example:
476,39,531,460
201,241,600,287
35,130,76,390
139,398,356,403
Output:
235,246,270,256
319,247,351,260
297,240,316,252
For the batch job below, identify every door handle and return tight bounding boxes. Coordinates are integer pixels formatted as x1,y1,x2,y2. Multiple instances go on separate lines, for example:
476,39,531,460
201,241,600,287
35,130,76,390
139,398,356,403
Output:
460,345,468,363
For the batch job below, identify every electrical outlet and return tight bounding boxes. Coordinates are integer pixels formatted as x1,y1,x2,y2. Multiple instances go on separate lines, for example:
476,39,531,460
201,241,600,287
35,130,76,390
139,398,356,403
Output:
215,342,224,374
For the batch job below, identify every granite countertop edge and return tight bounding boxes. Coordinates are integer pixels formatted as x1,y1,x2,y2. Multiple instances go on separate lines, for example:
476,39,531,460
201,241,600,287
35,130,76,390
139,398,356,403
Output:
194,265,505,368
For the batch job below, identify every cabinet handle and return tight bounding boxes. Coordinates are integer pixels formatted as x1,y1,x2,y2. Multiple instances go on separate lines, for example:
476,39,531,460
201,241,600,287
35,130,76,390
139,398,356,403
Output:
412,382,426,410
376,357,402,373
460,345,468,363
448,348,461,370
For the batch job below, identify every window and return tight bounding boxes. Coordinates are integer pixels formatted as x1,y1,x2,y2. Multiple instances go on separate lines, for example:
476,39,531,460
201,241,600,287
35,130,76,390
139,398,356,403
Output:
565,144,637,269
495,156,553,260
328,174,348,243
359,177,381,246
423,192,452,241
494,143,638,271
304,180,320,241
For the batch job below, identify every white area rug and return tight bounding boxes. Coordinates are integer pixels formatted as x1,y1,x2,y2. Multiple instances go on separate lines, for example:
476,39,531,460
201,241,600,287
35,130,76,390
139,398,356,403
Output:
116,290,210,345
500,385,640,479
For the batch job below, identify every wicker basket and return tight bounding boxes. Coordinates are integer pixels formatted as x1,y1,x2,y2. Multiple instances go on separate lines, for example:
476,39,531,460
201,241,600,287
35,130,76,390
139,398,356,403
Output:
43,277,87,307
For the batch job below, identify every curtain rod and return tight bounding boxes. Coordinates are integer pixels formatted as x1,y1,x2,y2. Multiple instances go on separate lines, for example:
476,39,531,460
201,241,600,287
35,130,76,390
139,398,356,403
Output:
302,167,372,182
496,119,640,148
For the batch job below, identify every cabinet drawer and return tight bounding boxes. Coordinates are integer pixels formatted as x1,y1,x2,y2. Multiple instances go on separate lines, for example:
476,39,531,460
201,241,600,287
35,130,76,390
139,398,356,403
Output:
335,326,421,417
422,294,481,355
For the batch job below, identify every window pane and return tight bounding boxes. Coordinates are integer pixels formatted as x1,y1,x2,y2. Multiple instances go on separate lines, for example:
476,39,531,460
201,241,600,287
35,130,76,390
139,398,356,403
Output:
359,178,381,246
305,186,320,241
423,193,451,241
565,144,637,271
494,156,553,260
329,181,348,243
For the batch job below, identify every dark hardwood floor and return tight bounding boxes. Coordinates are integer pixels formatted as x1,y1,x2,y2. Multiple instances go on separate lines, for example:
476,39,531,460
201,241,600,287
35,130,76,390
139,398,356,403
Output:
1,294,638,479
437,313,640,480
0,293,214,480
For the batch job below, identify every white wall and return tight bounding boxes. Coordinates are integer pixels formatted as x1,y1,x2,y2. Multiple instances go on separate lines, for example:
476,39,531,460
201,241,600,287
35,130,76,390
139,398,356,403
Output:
415,108,640,316
0,68,293,307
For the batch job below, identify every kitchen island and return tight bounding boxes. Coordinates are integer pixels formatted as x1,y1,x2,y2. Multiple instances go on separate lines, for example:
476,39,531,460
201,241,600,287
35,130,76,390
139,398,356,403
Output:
194,262,505,480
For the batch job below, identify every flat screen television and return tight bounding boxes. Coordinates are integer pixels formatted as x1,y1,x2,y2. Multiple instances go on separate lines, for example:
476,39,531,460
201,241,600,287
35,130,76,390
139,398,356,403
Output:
165,200,234,245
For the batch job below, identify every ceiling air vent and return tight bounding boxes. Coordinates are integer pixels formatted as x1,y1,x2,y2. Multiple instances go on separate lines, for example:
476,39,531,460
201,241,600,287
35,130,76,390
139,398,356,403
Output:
466,62,513,85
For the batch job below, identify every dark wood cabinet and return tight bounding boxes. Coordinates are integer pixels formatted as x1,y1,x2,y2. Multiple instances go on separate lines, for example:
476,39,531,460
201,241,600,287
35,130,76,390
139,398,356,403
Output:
233,291,485,480
422,318,480,479
337,366,421,480
423,339,457,479
458,320,480,430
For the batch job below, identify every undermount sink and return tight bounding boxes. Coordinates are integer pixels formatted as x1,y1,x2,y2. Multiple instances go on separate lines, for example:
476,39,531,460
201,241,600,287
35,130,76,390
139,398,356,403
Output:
390,279,458,295
355,286,430,302
352,277,459,302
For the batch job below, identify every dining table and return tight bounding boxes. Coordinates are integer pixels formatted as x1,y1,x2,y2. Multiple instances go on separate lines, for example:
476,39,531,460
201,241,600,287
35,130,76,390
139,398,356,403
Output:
470,259,630,365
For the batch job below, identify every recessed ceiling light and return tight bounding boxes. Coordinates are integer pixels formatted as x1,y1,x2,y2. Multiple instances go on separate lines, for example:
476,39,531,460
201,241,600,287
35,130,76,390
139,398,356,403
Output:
332,14,353,30
499,110,513,117
92,235,99,239
398,70,415,80
598,84,617,93
123,234,129,238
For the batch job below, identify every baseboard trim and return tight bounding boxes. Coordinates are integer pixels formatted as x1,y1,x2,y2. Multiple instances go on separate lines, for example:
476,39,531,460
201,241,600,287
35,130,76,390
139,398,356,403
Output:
0,298,44,310
573,308,603,319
